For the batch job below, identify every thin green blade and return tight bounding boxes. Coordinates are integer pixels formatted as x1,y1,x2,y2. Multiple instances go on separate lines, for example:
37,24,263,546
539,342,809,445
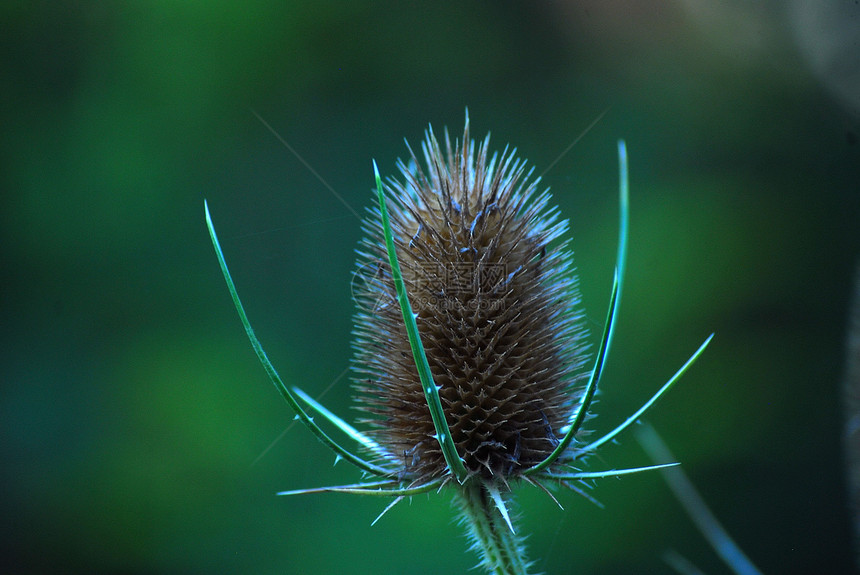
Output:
525,140,630,475
544,462,680,481
205,200,392,478
293,386,396,464
372,162,469,484
277,479,442,497
576,334,714,458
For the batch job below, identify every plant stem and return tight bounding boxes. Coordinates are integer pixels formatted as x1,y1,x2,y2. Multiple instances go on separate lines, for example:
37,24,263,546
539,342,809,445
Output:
455,481,530,575
844,261,860,569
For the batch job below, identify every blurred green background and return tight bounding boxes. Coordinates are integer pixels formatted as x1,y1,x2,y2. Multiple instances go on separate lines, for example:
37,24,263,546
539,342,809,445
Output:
3,2,859,574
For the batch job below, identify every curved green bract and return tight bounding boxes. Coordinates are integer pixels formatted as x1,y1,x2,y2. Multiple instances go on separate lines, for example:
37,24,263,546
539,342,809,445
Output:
525,271,620,476
277,478,444,497
204,201,393,479
373,162,470,484
615,140,629,295
543,462,679,481
575,333,714,458
525,139,630,476
293,386,395,464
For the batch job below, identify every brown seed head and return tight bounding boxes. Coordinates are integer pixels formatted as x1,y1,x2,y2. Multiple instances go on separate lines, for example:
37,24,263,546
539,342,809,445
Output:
352,118,589,484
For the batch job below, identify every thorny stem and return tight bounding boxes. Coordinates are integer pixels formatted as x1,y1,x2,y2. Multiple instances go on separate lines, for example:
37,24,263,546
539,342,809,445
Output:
455,481,530,575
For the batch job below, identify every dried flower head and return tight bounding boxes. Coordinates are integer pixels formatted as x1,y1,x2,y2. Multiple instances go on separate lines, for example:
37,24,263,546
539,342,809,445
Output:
352,117,589,484
204,114,713,574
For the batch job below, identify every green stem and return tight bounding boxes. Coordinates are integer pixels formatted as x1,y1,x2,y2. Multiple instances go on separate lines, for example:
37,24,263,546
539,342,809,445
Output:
456,482,530,575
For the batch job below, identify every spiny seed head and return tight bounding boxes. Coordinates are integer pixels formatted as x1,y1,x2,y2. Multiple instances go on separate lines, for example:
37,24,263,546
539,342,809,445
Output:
352,117,589,484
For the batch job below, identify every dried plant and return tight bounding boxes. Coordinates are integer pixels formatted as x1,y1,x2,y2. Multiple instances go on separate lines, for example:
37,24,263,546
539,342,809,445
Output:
205,116,712,574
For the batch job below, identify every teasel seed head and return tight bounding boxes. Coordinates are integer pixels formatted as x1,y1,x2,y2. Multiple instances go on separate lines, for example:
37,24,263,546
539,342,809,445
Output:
206,116,713,575
352,116,590,485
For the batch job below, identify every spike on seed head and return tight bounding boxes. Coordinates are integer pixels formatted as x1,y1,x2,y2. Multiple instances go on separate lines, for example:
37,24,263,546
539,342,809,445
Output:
352,117,590,484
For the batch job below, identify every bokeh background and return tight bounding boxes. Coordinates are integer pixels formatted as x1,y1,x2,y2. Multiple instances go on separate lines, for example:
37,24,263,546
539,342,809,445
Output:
3,1,859,574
